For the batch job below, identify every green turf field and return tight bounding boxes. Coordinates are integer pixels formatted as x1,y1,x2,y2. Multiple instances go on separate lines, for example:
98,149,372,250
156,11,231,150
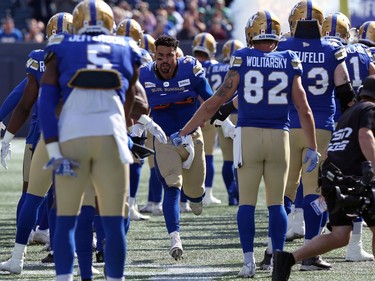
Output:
0,139,373,280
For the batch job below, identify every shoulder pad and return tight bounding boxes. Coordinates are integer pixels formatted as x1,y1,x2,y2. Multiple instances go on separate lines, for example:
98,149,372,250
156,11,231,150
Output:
193,59,204,76
230,55,243,67
334,46,347,60
26,57,40,71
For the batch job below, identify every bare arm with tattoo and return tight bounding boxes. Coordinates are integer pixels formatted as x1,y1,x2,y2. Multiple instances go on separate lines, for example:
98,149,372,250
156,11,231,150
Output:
179,70,239,136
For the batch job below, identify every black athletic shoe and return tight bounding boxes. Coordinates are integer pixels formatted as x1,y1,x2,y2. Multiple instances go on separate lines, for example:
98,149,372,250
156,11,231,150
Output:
272,251,295,281
41,253,54,263
300,256,331,271
96,250,104,263
258,250,272,270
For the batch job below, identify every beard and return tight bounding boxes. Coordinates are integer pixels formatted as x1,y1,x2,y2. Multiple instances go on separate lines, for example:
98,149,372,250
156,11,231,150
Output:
159,63,171,74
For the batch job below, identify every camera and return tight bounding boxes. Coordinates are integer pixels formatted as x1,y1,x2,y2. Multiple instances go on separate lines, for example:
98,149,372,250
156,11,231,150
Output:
321,161,375,219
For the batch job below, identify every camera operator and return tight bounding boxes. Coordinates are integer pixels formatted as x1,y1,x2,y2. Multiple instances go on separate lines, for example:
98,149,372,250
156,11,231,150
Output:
273,75,375,281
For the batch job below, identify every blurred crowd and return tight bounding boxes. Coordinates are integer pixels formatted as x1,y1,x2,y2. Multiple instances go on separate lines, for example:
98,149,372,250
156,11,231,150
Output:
0,0,234,43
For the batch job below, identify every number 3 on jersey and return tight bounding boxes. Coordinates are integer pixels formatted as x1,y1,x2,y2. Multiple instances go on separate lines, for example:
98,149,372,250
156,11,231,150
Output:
244,70,288,104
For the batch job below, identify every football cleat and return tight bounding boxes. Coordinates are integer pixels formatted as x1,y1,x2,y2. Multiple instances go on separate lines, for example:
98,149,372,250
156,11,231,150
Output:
0,258,23,274
222,39,244,62
358,21,375,46
169,231,183,261
46,12,73,39
96,250,104,263
300,256,331,271
288,0,324,35
189,201,203,215
258,250,273,270
139,202,153,213
152,202,163,216
203,193,222,206
245,10,281,47
129,205,150,221
238,262,256,278
32,227,50,245
179,202,192,213
322,13,350,43
192,32,217,58
116,19,144,45
41,253,54,263
72,0,114,35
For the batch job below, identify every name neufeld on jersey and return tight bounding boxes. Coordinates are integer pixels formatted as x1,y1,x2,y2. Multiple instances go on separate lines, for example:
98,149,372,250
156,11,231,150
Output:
246,56,287,68
293,51,325,63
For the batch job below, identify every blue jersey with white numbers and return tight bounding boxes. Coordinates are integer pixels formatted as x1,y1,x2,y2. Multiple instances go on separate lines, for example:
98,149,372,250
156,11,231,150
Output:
334,43,373,121
229,47,303,130
206,61,238,113
278,37,347,131
140,55,213,136
44,34,142,103
25,49,45,146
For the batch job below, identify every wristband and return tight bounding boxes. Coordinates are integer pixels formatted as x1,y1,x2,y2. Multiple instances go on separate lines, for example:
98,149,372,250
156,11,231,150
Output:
137,114,152,125
2,131,15,143
46,142,63,159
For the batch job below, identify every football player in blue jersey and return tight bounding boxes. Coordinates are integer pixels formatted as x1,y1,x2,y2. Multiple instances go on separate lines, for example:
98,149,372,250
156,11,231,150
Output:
277,0,357,271
322,13,375,263
358,21,375,61
173,10,318,278
0,12,74,275
192,32,222,206
139,34,212,260
37,0,144,280
207,39,244,206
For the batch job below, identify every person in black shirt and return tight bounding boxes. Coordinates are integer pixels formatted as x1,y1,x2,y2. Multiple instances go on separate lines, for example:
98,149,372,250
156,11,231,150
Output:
273,75,375,281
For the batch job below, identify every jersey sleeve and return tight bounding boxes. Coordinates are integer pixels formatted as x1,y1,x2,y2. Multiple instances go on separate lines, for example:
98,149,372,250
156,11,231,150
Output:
359,105,375,130
190,56,213,100
0,78,27,121
288,50,303,77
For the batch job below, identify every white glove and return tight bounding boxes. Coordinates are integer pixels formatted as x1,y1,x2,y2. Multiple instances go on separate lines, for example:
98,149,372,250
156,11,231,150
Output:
138,114,167,144
130,123,146,137
221,118,235,139
182,135,195,169
1,131,14,169
45,142,79,177
0,122,5,132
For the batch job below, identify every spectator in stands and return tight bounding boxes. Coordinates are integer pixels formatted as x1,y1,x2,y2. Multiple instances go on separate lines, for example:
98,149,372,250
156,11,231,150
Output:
0,16,23,43
28,0,53,26
207,18,229,40
164,0,184,35
24,18,45,43
174,0,185,15
177,13,198,40
152,8,175,38
53,0,77,13
183,2,206,33
137,1,156,34
113,6,132,26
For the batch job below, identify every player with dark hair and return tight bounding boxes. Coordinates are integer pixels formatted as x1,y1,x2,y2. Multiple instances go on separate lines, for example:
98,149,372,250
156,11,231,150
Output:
172,10,318,278
139,34,212,260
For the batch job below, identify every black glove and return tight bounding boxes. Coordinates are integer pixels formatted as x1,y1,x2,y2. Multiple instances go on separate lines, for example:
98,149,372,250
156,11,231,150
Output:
210,100,236,125
131,143,155,159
